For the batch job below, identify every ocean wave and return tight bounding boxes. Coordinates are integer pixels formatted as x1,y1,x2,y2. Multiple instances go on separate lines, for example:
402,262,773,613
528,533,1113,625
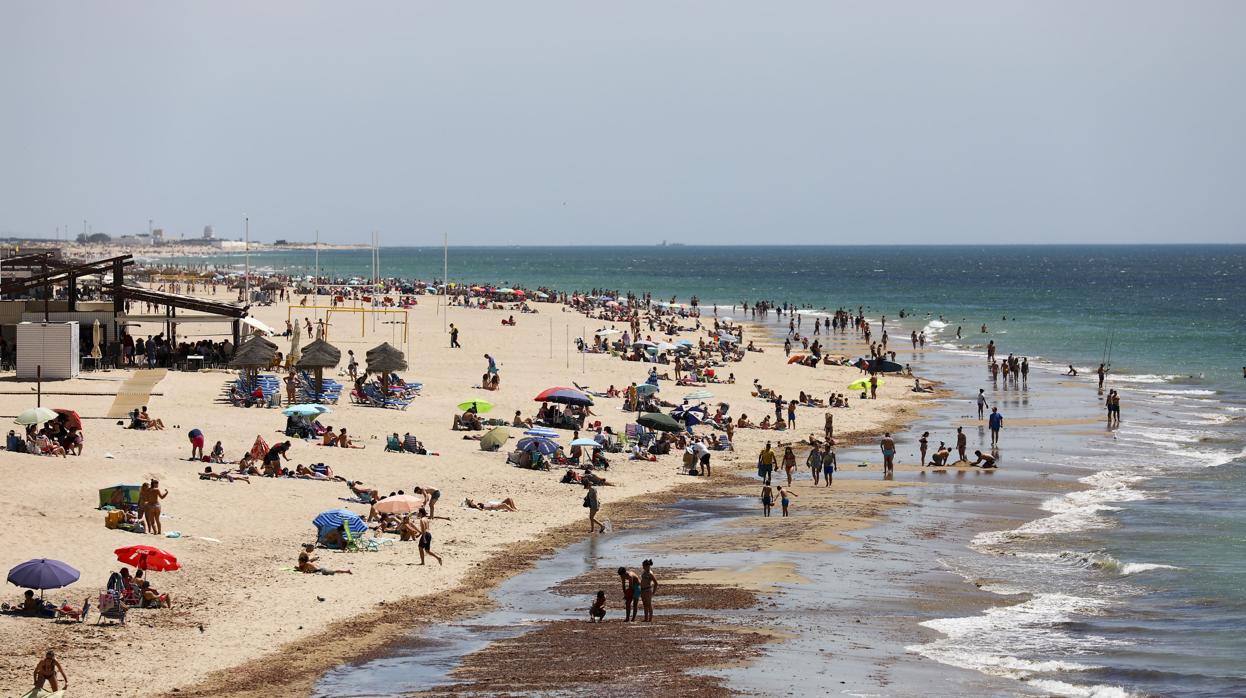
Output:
1018,551,1183,576
909,593,1123,683
1027,678,1134,697
973,473,1146,548
1108,374,1185,384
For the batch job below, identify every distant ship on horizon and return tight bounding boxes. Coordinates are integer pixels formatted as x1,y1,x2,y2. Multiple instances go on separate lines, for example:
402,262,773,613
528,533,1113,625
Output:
658,240,685,247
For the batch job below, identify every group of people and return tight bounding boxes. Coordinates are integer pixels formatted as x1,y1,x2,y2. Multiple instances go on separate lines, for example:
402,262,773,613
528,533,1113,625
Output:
595,560,658,622
7,416,83,457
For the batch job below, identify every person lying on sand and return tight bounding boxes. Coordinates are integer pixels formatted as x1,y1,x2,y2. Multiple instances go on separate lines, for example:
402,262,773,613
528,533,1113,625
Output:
298,550,351,575
200,466,250,483
463,497,519,512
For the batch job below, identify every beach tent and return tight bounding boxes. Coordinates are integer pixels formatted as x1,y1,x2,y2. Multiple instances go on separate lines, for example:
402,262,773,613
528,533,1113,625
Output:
480,426,510,452
98,484,142,508
313,509,368,540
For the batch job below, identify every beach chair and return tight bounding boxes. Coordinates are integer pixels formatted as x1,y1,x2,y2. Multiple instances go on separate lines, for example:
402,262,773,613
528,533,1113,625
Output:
715,434,733,451
55,598,90,623
96,590,126,625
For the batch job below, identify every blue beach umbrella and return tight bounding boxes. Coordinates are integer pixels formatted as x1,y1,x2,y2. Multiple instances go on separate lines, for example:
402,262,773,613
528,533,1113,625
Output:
284,404,329,417
312,509,368,538
570,438,602,449
635,383,659,396
517,437,559,455
523,428,560,438
7,559,80,594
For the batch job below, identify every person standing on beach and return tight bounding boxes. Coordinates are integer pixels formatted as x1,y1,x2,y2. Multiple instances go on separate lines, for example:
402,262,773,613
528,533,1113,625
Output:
807,446,823,485
822,444,836,486
640,559,659,622
778,485,798,516
761,483,774,517
449,323,461,348
988,407,1004,446
880,433,896,476
583,482,605,533
956,427,967,463
919,431,929,466
782,446,797,485
824,412,834,442
415,508,442,566
617,567,641,621
412,485,442,519
1021,357,1029,383
1097,363,1108,390
141,479,168,535
347,350,358,381
787,399,798,429
869,374,878,399
758,442,776,485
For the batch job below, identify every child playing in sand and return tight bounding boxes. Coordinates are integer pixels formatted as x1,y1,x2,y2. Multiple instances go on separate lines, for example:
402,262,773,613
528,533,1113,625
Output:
589,590,606,622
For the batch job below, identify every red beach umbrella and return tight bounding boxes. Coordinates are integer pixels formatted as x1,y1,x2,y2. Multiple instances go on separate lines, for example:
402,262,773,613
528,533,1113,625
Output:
52,409,82,430
114,545,181,572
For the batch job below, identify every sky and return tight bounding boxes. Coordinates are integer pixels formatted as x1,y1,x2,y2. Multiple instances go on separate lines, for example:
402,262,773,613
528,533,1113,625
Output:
2,1,1245,245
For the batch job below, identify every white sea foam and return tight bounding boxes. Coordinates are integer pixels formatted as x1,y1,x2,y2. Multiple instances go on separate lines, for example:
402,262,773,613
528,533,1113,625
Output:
973,472,1146,548
1017,551,1183,576
1027,678,1134,697
909,593,1122,683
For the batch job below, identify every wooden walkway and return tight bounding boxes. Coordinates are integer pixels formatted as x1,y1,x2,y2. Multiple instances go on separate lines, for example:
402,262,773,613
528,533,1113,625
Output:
105,369,168,418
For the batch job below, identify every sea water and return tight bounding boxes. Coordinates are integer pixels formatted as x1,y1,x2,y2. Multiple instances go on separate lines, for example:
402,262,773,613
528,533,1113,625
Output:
164,245,1246,696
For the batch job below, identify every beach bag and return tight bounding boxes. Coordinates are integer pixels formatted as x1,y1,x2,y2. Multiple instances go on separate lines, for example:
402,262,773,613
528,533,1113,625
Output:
105,511,125,529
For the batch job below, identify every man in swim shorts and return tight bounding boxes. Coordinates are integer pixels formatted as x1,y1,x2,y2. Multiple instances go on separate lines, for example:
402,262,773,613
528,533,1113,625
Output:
415,508,442,565
880,433,896,475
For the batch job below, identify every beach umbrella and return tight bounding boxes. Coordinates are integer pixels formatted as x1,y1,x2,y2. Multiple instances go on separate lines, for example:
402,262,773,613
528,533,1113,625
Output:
479,426,510,452
91,319,103,360
720,317,734,323
312,509,368,538
365,342,408,375
635,383,659,396
7,559,80,596
533,387,593,406
374,495,424,515
114,545,181,572
631,340,656,348
295,338,341,398
674,339,694,347
457,398,494,413
283,404,329,417
288,321,302,367
98,484,142,508
52,408,82,430
848,378,884,391
655,342,679,352
637,412,682,433
569,437,602,449
595,328,621,336
684,390,714,401
229,337,277,369
14,407,57,426
517,437,559,455
261,281,283,291
523,428,560,438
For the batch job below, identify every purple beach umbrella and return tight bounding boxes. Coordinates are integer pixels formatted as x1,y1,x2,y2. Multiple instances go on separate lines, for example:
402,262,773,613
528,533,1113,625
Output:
7,558,81,595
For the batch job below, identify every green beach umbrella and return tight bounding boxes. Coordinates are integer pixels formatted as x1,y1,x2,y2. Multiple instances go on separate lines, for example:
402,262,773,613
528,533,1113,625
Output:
637,412,682,433
14,407,58,426
847,378,883,391
457,398,494,413
479,426,510,452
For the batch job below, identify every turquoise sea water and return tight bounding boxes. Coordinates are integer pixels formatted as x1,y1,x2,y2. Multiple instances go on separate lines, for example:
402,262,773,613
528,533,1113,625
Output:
157,245,1246,696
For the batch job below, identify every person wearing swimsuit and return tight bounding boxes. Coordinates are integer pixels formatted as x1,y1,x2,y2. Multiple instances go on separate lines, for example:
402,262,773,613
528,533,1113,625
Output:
617,567,641,622
33,650,67,693
778,486,798,516
761,484,774,517
141,479,168,535
640,559,659,622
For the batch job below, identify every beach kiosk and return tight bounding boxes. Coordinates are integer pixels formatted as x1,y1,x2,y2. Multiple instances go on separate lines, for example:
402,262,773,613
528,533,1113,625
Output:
16,321,79,380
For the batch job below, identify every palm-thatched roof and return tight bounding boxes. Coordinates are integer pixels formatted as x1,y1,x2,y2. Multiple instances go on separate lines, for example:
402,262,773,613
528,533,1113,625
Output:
365,342,407,374
295,339,342,369
229,337,277,368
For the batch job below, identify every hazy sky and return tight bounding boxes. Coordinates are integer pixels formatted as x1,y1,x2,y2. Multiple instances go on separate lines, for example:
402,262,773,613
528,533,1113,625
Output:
3,2,1244,245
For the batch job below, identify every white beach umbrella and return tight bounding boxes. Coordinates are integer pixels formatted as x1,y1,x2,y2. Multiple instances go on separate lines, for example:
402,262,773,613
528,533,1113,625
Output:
90,320,103,360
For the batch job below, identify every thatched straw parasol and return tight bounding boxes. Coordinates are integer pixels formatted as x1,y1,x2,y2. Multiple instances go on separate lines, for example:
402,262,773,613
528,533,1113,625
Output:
295,338,342,398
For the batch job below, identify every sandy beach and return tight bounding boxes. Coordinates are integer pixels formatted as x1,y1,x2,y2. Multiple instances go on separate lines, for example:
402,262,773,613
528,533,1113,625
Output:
0,290,930,696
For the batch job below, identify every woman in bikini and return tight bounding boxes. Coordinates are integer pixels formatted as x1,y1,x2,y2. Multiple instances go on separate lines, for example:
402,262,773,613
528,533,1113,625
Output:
781,446,797,485
640,559,659,622
617,566,641,622
33,650,67,693
141,479,168,535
